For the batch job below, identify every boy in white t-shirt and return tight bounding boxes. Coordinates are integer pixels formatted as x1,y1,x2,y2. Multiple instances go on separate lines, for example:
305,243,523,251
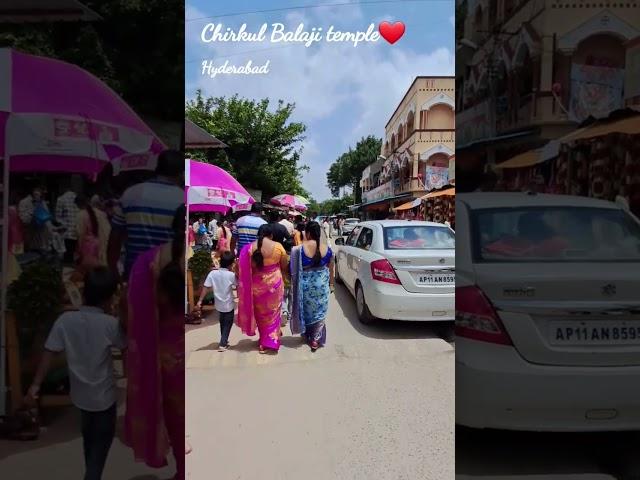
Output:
26,267,125,480
197,251,237,352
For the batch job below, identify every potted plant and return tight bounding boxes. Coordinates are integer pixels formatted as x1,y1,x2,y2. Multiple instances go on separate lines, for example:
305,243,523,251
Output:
188,249,213,289
187,249,216,306
7,261,65,391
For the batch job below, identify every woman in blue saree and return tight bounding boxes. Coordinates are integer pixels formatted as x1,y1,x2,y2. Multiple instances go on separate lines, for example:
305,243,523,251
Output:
289,221,335,352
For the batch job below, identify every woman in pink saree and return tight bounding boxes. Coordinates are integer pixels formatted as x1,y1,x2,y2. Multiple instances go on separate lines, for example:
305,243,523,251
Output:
237,224,288,353
124,206,185,480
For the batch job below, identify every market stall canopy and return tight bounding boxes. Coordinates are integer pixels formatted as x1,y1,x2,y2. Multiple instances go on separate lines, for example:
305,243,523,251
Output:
420,187,455,200
0,48,165,176
495,149,545,169
559,114,640,143
185,118,227,149
394,198,421,211
0,0,100,22
185,159,254,213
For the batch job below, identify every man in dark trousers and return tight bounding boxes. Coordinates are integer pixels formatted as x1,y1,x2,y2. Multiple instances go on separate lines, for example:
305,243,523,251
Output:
268,210,292,253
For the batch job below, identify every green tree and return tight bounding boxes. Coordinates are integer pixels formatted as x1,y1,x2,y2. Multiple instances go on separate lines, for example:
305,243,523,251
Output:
326,136,382,203
186,90,309,198
305,195,353,216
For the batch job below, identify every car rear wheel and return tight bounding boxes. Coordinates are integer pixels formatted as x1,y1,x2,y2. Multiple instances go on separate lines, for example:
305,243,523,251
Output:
438,322,455,343
356,282,376,324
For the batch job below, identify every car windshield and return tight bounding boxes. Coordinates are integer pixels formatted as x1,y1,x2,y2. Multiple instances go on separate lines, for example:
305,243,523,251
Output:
383,225,455,250
474,207,640,262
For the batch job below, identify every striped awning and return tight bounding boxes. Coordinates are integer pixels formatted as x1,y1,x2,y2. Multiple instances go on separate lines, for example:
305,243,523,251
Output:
420,187,455,200
495,149,544,169
394,198,421,211
560,115,640,143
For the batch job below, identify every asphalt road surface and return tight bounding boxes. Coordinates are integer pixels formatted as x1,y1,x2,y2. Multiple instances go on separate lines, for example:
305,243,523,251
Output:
456,424,640,479
186,283,455,480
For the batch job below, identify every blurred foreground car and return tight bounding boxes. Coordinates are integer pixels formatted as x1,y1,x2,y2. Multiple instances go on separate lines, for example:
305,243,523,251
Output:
456,192,640,431
334,220,455,323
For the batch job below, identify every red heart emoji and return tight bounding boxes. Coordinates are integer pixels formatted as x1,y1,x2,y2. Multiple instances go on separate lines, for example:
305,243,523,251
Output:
378,21,405,44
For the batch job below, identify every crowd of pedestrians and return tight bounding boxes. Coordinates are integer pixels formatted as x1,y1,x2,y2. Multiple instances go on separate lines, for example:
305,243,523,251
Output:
192,203,335,354
20,150,187,480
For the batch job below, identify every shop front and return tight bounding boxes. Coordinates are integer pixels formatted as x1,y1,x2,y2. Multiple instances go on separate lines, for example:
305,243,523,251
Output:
495,111,640,218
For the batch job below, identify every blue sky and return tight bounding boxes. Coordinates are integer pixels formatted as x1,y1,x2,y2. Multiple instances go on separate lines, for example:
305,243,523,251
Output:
185,0,454,200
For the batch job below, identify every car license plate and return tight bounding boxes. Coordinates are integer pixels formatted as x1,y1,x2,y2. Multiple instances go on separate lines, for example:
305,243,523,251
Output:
549,321,640,346
417,273,455,285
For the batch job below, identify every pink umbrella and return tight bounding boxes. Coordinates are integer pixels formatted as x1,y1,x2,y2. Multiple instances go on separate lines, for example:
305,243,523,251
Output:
185,159,254,213
270,193,308,211
0,48,165,177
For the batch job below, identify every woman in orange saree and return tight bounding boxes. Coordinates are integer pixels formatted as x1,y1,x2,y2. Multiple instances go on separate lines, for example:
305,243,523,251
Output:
124,206,185,480
236,224,288,353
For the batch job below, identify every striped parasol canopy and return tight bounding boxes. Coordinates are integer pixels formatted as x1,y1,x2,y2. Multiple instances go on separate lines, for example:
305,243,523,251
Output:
270,193,309,211
185,159,254,213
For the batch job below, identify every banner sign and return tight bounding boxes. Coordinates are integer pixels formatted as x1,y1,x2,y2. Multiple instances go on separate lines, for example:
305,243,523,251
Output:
569,63,624,122
424,166,449,191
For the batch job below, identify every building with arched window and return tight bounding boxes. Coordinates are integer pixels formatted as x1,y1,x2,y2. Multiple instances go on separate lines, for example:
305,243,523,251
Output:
455,0,640,190
360,76,455,217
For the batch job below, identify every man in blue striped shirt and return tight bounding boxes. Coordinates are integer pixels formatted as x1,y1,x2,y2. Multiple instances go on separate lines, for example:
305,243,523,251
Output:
233,202,266,254
107,150,184,278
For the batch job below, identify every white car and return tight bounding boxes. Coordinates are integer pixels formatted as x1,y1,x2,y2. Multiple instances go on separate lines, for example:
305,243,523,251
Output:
341,217,361,236
456,192,640,431
334,220,455,323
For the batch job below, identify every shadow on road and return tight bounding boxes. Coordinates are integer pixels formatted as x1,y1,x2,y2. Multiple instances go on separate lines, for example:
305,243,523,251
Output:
185,309,218,334
0,406,81,462
333,284,452,342
456,425,640,478
196,335,307,353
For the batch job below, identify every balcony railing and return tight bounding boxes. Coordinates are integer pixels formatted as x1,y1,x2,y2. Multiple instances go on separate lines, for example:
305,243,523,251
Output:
397,178,424,194
385,129,455,156
496,93,534,133
416,130,455,142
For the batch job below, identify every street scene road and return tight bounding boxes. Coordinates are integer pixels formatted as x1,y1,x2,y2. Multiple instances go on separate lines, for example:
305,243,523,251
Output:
186,284,454,480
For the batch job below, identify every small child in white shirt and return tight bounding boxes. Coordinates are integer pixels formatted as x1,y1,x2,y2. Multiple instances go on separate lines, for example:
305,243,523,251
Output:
197,251,237,351
26,267,125,480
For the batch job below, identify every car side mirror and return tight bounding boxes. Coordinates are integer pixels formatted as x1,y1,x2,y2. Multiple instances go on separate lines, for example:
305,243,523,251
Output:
334,237,345,246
